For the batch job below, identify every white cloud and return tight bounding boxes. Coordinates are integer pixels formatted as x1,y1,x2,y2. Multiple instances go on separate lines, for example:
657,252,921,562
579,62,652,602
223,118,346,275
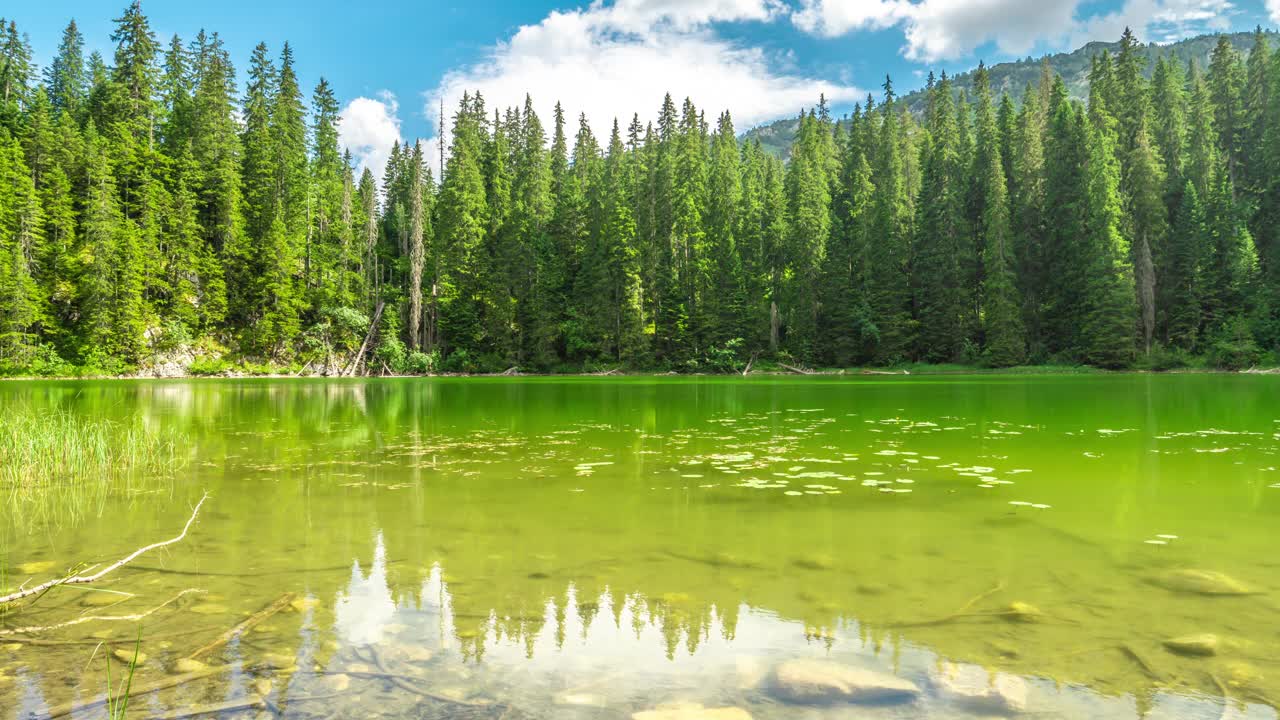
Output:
339,91,403,180
793,0,1081,61
1269,0,1280,23
1076,0,1234,45
425,0,859,150
793,0,1237,62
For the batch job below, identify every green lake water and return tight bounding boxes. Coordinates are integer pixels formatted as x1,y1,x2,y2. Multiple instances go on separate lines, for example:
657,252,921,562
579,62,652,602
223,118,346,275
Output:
2,375,1280,719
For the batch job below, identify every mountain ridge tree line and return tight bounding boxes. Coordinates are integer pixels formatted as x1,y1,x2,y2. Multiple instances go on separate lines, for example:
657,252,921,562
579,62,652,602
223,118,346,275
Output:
1,5,1278,375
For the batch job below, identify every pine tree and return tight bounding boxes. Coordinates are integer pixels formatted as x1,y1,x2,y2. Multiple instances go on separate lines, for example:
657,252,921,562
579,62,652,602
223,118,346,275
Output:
972,64,1025,365
1207,36,1245,192
914,72,970,362
187,31,238,328
1080,93,1136,368
45,20,87,121
0,20,33,131
782,110,830,362
819,108,876,366
0,131,41,361
1042,83,1091,357
272,43,308,292
310,78,345,310
1126,119,1167,355
703,111,745,350
1166,181,1205,349
866,78,913,364
436,93,489,359
1010,82,1050,357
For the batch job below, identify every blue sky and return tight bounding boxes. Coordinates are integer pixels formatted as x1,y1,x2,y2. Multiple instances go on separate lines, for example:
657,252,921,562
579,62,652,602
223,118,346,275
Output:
10,0,1279,175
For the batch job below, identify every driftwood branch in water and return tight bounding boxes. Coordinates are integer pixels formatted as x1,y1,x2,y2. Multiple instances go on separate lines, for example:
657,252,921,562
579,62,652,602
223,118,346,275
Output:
742,352,759,376
5,626,214,647
0,494,209,607
147,696,265,720
40,665,231,719
185,592,296,661
0,589,203,637
778,363,814,375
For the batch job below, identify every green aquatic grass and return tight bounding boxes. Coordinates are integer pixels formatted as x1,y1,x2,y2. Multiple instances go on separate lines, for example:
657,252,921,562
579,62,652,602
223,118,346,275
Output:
106,632,142,720
0,410,184,489
0,410,186,529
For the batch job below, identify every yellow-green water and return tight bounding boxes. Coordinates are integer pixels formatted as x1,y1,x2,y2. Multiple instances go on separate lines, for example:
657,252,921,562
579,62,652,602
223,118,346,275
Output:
2,376,1279,719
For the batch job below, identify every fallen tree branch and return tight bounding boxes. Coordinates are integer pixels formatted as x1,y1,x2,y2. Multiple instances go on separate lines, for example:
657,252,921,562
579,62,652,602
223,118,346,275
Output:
39,665,230,719
779,363,814,375
145,696,265,720
345,301,385,377
5,625,214,646
185,592,296,661
742,352,759,376
1,589,203,637
1,495,209,607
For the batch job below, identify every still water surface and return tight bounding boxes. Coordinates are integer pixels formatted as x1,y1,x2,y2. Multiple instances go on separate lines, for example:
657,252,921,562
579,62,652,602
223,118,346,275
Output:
2,376,1280,719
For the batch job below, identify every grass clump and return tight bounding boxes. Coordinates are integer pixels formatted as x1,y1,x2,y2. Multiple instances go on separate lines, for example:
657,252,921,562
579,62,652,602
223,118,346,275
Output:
0,411,185,490
0,410,187,529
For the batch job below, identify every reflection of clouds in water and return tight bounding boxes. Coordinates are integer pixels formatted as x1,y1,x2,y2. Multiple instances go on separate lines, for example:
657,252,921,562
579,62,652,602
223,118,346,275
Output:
334,532,396,645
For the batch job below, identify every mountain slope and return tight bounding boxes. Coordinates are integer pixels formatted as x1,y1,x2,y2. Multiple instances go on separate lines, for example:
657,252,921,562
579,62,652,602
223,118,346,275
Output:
743,30,1275,159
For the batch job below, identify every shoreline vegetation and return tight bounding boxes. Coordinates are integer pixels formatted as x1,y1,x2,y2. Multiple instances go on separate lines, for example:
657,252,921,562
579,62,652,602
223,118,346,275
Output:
3,361,1279,381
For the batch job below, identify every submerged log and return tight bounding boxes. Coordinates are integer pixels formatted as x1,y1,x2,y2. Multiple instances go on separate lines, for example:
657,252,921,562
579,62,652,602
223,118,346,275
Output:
39,665,230,719
185,592,296,661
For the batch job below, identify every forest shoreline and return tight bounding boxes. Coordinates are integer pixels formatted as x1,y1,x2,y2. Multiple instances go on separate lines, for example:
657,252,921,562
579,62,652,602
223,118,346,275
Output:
3,364,1278,381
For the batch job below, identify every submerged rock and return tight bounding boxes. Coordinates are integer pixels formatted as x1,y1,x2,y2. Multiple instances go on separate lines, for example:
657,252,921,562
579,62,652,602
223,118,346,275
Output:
769,659,920,705
172,658,209,674
1004,602,1043,622
324,674,351,692
16,561,56,575
257,653,297,670
933,663,1028,714
112,648,146,666
1162,634,1220,657
190,603,231,615
554,691,608,707
632,702,752,720
1155,569,1255,596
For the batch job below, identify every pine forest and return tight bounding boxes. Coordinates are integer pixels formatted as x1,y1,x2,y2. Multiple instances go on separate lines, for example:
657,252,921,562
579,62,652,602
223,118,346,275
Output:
2,5,1280,375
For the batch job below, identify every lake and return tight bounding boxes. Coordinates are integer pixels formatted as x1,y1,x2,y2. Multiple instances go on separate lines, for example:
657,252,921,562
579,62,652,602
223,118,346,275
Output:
2,375,1279,719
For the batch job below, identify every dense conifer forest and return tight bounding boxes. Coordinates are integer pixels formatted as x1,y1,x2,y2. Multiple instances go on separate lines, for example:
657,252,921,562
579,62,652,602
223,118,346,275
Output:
1,4,1278,374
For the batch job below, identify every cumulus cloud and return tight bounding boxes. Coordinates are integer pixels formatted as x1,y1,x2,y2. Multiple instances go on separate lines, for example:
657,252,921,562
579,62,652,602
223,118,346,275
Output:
793,0,1081,60
792,0,1237,62
339,91,403,180
425,0,859,150
1269,0,1280,23
1076,0,1234,45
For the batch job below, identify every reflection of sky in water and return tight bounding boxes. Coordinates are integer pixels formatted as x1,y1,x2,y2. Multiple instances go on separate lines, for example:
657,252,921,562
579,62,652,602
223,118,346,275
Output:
333,532,396,646
312,530,1276,720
